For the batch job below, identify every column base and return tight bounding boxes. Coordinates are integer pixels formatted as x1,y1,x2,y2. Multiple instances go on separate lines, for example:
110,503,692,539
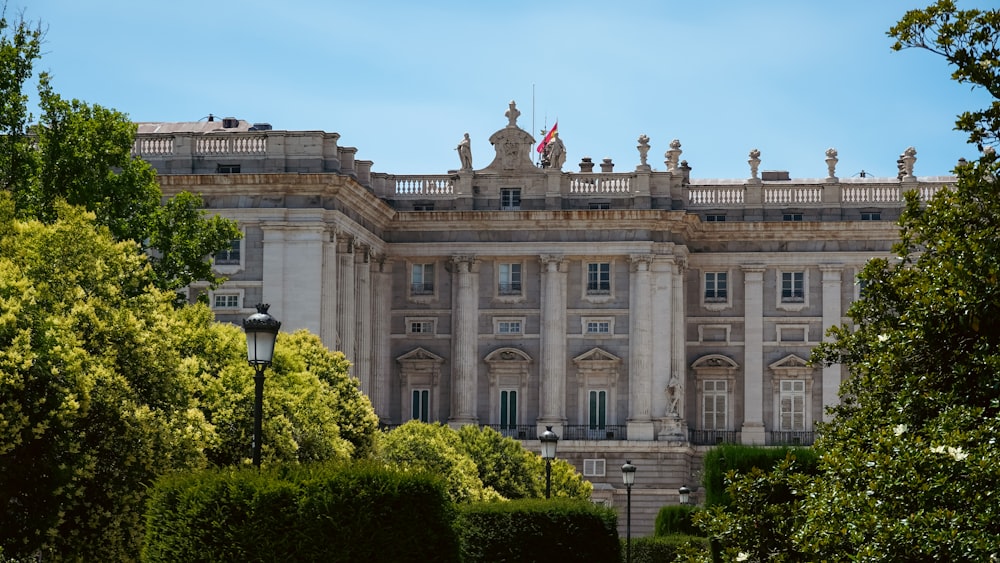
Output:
447,417,478,430
657,416,688,442
627,419,655,441
740,422,766,445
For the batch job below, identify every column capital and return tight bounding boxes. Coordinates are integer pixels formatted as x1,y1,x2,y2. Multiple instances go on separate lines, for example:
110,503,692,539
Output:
628,254,655,271
539,255,567,272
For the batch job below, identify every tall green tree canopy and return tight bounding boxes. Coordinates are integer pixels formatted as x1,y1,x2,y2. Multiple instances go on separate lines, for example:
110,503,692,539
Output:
0,11,238,295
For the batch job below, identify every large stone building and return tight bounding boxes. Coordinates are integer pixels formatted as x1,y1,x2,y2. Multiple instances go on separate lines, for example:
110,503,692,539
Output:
136,103,955,534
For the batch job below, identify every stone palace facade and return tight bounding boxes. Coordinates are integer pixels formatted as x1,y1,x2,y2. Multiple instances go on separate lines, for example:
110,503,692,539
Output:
135,103,955,533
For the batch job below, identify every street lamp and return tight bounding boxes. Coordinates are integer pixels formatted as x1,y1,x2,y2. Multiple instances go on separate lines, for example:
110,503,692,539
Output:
243,303,281,468
678,484,691,505
539,426,559,499
621,460,637,563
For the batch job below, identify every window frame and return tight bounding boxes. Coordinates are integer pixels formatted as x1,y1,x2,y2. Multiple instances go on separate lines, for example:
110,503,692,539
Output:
500,187,521,210
494,317,525,336
582,316,614,335
405,317,437,336
411,388,431,423
776,269,809,311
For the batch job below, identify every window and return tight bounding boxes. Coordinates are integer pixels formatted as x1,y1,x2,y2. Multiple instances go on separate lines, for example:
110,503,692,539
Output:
586,320,611,334
496,319,523,335
783,213,803,221
413,203,435,211
779,380,806,431
702,380,728,430
583,459,607,477
215,239,241,265
213,293,239,309
781,272,805,302
704,272,728,301
586,262,611,294
589,390,607,430
411,263,435,294
589,202,610,210
860,212,881,221
498,263,522,295
216,164,241,174
411,389,430,423
706,214,726,222
500,188,521,210
407,319,435,335
499,390,517,429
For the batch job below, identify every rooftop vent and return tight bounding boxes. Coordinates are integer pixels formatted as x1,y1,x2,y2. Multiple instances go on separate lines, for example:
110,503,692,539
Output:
249,123,272,131
221,117,240,129
761,170,790,181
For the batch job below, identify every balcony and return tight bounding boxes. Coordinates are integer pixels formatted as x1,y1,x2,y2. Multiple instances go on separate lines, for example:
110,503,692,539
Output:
766,431,815,446
561,425,627,441
689,429,739,446
482,424,537,440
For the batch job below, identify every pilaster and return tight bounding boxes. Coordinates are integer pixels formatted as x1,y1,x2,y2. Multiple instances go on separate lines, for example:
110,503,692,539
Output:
820,265,843,423
448,256,479,427
741,265,767,445
538,255,568,431
627,254,655,440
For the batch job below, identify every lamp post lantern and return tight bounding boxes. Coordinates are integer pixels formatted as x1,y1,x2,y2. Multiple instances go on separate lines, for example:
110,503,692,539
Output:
679,484,691,505
621,460,637,563
243,303,281,468
539,426,559,499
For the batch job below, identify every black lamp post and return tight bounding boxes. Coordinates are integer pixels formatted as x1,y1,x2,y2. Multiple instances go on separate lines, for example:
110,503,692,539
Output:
621,459,637,563
243,303,281,468
539,426,559,499
679,484,691,505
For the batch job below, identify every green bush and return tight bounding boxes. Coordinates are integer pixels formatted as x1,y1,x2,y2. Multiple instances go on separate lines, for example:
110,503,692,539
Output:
625,535,710,563
457,498,619,563
654,504,702,537
701,445,819,506
143,461,460,562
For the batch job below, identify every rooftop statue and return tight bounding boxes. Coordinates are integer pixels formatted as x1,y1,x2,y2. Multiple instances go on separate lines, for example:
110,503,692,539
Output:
456,132,472,170
505,100,521,128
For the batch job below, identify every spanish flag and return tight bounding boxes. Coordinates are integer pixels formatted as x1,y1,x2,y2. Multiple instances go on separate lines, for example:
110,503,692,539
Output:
536,122,558,153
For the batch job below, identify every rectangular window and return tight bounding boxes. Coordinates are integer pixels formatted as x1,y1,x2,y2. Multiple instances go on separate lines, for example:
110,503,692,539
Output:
497,320,522,335
413,203,435,211
499,390,517,429
704,272,728,301
587,262,611,294
215,239,241,265
783,213,803,221
706,214,726,222
216,164,241,174
588,390,607,430
860,212,881,221
779,380,806,431
500,188,521,210
586,321,611,334
589,202,611,210
412,389,430,423
213,294,239,308
702,380,728,430
408,320,435,334
583,459,607,477
411,263,435,294
781,272,805,302
498,263,522,295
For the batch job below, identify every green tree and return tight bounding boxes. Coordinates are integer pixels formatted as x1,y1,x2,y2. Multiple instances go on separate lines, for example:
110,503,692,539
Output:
0,12,239,296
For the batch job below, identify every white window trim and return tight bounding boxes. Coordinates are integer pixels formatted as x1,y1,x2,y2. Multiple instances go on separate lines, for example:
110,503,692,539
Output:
208,288,245,311
701,269,733,311
408,261,438,303
583,458,607,477
493,316,525,336
405,317,437,336
701,379,730,431
776,379,808,431
776,268,810,312
213,228,246,275
494,260,526,303
582,259,615,303
582,316,615,335
776,324,809,343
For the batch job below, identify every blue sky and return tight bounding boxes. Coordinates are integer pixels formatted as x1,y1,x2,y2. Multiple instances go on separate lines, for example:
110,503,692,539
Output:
23,0,989,179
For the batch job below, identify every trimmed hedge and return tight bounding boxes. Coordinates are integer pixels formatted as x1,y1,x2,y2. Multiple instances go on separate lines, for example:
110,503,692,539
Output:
625,535,711,563
457,498,620,563
702,445,819,507
654,504,702,537
143,461,459,562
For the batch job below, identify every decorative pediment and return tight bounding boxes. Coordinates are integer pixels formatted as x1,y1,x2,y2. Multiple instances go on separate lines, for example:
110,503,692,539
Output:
484,347,533,365
769,354,814,379
691,354,739,370
573,347,622,366
397,347,444,385
396,347,444,364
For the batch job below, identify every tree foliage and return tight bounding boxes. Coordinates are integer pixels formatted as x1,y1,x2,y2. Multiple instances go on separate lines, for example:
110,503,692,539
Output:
0,11,239,296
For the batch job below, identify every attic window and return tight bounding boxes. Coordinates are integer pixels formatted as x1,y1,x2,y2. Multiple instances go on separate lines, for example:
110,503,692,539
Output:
217,164,241,174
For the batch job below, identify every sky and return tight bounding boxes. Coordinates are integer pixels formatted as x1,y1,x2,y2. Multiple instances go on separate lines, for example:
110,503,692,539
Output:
21,0,991,180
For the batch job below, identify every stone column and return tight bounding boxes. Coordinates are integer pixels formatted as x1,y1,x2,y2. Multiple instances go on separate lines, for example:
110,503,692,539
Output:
372,256,393,422
652,256,674,427
820,265,843,423
354,247,373,397
448,256,479,427
320,229,339,352
627,254,655,440
660,255,689,441
538,255,568,433
741,265,767,445
336,237,356,366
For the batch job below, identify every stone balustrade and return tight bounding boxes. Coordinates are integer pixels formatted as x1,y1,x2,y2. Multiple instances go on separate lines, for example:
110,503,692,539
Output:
391,176,455,197
568,174,632,194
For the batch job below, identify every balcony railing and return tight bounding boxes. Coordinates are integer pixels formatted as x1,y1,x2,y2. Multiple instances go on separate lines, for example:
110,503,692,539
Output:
561,425,626,440
689,429,739,446
482,424,537,440
766,431,815,446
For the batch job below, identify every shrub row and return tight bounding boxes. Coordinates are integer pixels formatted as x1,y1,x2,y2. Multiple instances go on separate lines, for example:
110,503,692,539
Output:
701,444,819,506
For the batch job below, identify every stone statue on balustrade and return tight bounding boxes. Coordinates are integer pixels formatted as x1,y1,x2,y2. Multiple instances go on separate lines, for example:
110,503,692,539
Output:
505,100,521,128
825,148,838,179
748,148,761,180
637,134,650,168
543,132,566,170
456,132,473,170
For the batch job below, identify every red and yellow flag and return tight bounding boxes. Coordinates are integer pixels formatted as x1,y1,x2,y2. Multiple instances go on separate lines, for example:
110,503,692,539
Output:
536,122,558,153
